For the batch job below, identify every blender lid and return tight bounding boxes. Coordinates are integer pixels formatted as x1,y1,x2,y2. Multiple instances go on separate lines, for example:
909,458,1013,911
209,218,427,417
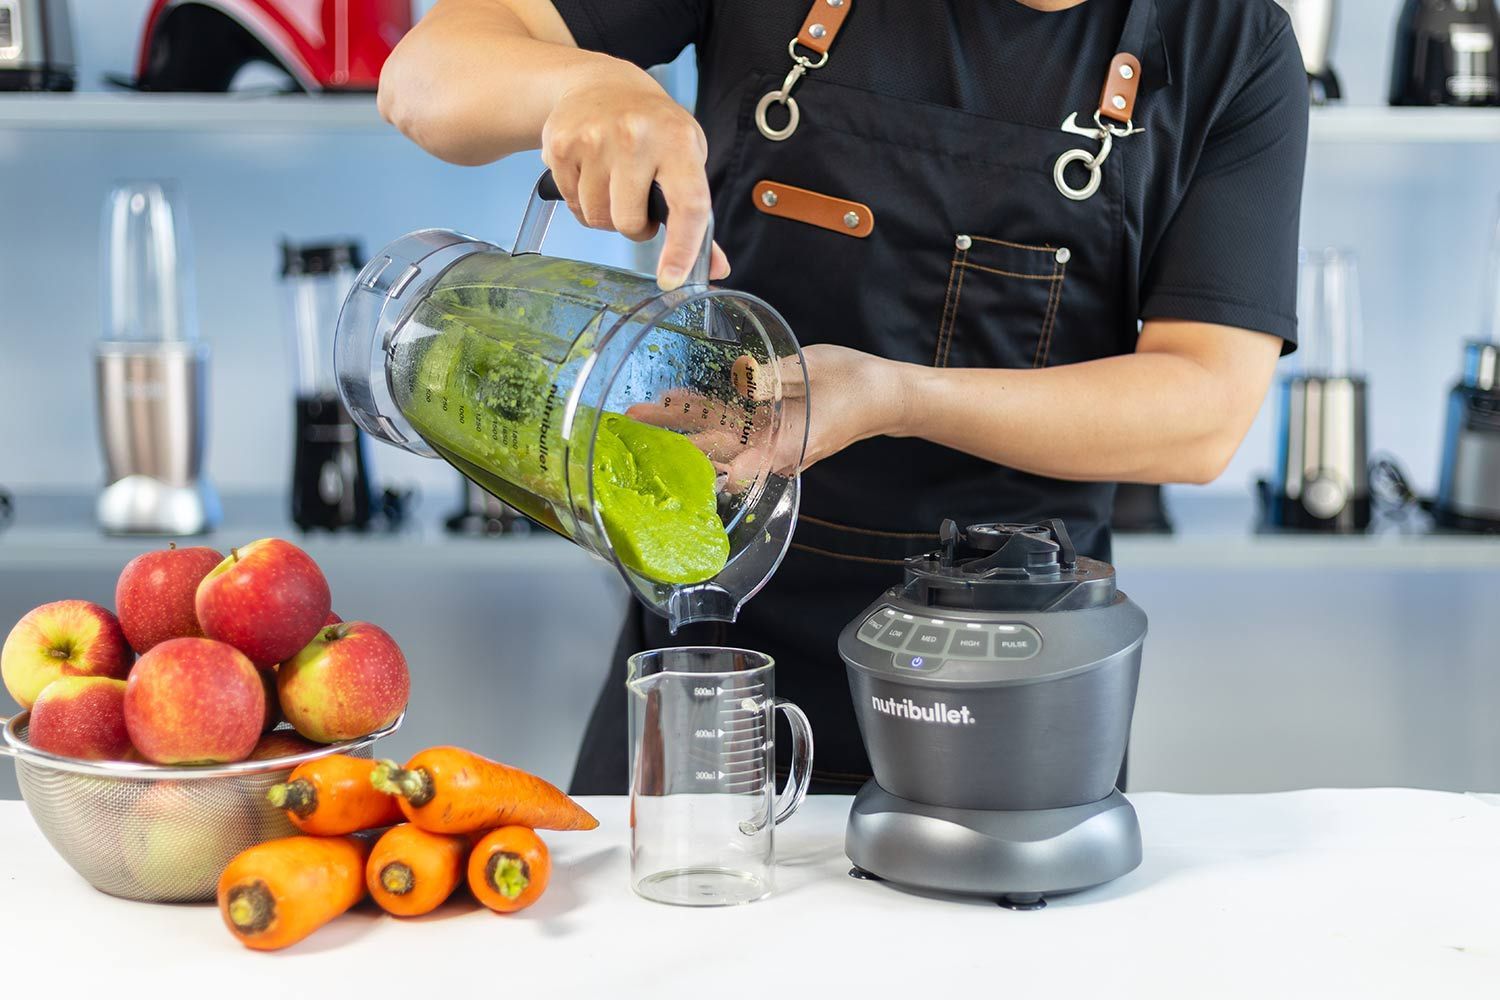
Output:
902,519,1118,612
283,240,364,277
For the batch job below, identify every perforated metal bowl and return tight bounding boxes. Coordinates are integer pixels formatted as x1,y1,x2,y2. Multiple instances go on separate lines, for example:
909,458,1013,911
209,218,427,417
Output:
1,712,401,903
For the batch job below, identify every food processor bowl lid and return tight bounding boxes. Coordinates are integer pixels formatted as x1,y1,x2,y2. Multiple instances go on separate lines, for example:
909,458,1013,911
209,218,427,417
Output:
903,519,1118,612
334,229,493,457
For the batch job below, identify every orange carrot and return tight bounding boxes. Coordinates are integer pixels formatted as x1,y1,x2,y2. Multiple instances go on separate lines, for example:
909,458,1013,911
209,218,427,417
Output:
468,826,550,913
366,824,469,917
370,747,598,834
217,835,369,951
267,754,403,835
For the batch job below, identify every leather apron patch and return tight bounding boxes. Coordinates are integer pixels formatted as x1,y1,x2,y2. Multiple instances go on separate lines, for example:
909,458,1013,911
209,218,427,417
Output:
752,180,874,238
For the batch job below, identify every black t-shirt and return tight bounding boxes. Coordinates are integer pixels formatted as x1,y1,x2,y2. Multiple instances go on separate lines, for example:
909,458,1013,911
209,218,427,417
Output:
552,0,1308,346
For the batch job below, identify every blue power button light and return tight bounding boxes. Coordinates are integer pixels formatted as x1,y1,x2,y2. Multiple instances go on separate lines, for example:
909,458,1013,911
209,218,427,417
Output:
910,656,925,668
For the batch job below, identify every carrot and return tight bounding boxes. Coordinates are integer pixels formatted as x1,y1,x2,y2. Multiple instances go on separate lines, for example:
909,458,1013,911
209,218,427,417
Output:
267,754,403,835
366,824,469,917
217,835,370,951
370,746,598,834
468,826,550,913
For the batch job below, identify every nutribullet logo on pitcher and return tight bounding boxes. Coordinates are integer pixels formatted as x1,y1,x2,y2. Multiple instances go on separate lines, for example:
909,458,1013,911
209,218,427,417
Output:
870,695,976,726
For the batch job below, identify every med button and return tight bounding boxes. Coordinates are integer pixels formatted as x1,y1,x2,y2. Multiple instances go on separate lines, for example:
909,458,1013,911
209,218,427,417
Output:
948,630,989,657
992,625,1041,659
906,625,951,654
895,652,940,672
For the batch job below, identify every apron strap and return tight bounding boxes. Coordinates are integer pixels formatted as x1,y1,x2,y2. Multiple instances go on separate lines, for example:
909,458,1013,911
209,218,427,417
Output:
796,0,854,57
1099,0,1153,124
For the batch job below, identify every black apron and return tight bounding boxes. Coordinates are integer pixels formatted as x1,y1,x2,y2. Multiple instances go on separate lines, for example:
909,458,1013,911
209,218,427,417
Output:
572,0,1154,795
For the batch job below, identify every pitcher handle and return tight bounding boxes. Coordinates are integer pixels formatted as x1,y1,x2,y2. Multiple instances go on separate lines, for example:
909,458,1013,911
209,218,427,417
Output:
513,169,715,288
771,697,813,826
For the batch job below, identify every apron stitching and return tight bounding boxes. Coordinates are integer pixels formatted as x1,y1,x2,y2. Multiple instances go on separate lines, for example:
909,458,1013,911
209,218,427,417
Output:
800,514,939,539
938,249,969,368
1034,258,1067,367
935,246,960,368
957,260,1059,281
967,234,1058,254
790,542,910,565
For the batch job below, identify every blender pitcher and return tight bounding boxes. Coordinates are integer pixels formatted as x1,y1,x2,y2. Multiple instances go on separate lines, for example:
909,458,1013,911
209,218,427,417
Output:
627,648,813,906
335,171,809,630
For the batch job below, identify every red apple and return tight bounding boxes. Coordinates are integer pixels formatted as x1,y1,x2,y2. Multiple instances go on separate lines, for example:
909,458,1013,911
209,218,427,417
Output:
2,600,133,709
124,638,264,764
115,543,224,654
278,622,409,743
194,539,331,668
258,666,282,734
28,676,133,760
246,729,319,761
325,611,342,625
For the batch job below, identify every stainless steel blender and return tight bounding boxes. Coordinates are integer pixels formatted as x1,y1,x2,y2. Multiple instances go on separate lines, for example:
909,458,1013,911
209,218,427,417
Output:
1261,248,1371,533
94,181,220,536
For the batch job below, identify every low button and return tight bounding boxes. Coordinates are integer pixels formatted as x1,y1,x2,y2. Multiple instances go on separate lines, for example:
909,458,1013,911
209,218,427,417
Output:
948,631,989,657
906,626,951,653
895,653,940,672
875,620,915,649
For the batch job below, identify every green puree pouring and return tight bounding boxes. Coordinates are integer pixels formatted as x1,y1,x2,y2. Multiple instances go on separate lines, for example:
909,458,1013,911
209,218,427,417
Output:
394,324,730,586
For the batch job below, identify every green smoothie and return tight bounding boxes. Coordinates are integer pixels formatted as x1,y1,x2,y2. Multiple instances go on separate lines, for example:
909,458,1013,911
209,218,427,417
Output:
390,283,730,585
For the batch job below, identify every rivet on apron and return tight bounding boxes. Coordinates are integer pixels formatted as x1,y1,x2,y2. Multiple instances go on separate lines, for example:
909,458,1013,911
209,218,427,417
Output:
1119,64,1135,80
827,0,844,6
809,23,827,39
1056,247,1072,264
1112,95,1128,111
955,234,972,251
843,211,861,228
761,189,779,207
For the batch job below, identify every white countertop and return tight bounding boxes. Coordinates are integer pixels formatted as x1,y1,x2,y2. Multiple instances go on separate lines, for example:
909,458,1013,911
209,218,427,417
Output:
3,790,1499,998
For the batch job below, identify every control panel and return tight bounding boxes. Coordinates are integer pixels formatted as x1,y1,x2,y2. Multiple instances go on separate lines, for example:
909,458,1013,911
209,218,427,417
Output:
854,606,1041,672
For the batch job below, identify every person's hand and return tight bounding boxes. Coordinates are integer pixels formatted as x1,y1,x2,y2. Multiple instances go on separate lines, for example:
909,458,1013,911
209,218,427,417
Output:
541,65,731,290
625,344,909,486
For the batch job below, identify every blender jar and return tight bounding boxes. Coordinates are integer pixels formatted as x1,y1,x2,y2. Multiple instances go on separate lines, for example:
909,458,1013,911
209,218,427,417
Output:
282,240,373,531
336,172,809,630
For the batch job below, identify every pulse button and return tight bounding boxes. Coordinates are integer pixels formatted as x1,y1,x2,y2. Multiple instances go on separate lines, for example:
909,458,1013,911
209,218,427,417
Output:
993,625,1041,659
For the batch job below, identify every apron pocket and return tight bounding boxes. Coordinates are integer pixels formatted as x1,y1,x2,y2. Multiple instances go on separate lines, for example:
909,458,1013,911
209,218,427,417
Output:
935,234,1070,369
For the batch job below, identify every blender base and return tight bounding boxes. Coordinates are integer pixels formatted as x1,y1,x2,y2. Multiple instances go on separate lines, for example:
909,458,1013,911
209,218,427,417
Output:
98,476,221,536
844,780,1142,907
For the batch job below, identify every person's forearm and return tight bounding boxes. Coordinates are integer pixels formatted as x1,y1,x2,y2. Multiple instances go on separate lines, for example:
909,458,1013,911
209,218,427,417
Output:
891,351,1257,486
378,0,647,165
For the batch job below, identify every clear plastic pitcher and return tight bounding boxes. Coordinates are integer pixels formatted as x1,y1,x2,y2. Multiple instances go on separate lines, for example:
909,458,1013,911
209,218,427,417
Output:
335,172,808,630
627,648,813,906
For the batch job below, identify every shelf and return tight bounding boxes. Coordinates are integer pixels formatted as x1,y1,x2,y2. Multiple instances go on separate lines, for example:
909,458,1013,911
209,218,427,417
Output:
0,93,387,132
1308,106,1500,144
2,94,1499,144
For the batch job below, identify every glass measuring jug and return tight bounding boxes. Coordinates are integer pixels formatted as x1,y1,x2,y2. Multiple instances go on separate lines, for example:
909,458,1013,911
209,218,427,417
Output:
627,647,813,906
336,172,809,631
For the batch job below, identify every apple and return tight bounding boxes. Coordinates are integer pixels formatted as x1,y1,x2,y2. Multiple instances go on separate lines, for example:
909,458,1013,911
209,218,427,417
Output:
195,539,331,668
278,622,409,743
325,611,342,625
246,729,319,761
122,782,255,901
115,543,224,654
28,677,133,760
258,667,282,733
124,638,264,765
2,600,133,709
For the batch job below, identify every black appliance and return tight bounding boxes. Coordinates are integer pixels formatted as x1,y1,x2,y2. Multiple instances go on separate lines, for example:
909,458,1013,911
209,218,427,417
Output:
1390,0,1500,107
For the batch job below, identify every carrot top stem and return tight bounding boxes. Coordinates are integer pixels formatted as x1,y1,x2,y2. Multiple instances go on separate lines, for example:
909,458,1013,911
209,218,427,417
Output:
266,779,317,818
379,862,415,896
226,881,275,935
370,760,434,807
486,852,530,901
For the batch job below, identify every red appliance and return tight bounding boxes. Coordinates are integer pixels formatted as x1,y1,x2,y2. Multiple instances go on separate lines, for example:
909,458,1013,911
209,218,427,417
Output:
131,0,411,92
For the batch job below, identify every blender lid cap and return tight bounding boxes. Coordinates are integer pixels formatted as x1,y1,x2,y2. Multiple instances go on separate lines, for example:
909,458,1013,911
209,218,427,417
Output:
282,239,365,277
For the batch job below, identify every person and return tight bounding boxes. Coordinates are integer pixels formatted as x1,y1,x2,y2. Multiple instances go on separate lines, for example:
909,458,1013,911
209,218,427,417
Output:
379,0,1310,793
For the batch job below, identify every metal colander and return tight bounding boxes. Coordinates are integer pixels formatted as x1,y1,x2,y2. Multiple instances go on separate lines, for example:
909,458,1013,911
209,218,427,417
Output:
1,712,401,903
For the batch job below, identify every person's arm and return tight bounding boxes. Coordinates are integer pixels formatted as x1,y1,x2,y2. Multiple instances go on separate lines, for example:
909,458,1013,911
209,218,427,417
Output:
378,0,726,287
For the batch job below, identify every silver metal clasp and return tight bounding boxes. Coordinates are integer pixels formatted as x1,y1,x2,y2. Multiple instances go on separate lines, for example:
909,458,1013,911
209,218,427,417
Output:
1053,111,1143,202
755,39,830,141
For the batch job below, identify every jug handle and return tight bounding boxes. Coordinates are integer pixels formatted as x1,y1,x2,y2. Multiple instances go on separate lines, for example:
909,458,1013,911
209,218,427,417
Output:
771,697,814,826
513,170,716,288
